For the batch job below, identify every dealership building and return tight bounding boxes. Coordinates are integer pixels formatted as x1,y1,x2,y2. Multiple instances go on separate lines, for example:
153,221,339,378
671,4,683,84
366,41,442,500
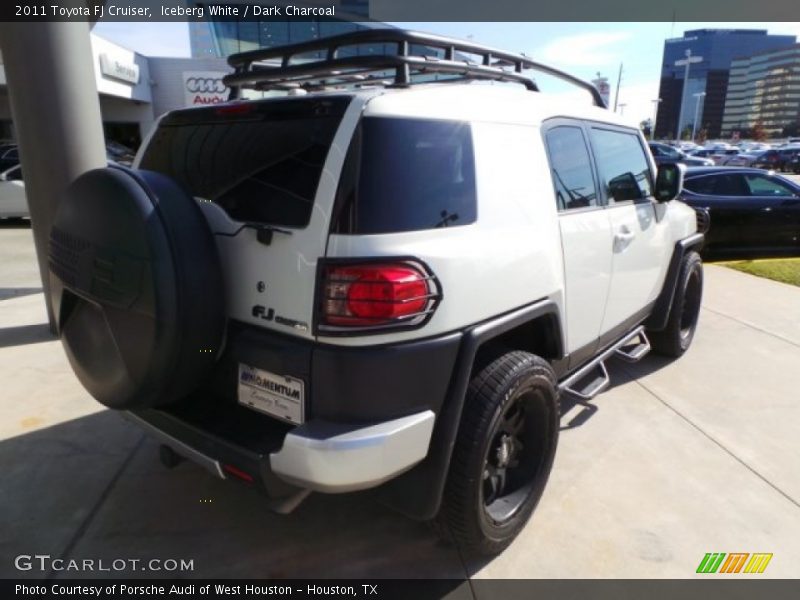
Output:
0,31,230,149
0,0,381,150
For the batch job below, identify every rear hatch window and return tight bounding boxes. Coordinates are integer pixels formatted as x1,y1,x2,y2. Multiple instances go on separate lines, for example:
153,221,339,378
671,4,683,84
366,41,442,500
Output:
332,117,477,234
139,96,351,228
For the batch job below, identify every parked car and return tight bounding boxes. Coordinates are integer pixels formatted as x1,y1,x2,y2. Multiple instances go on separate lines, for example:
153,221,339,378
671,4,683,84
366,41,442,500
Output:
648,142,714,167
724,151,764,167
0,145,20,172
775,147,800,171
680,167,800,260
106,141,136,166
47,29,703,555
711,148,741,165
789,153,800,174
0,164,28,219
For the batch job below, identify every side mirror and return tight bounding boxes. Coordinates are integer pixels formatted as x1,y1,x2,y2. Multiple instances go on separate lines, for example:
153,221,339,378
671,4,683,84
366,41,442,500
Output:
654,162,685,202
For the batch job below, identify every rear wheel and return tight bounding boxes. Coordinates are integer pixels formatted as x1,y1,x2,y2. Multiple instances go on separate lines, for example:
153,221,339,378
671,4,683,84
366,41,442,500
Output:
649,250,703,357
435,351,559,555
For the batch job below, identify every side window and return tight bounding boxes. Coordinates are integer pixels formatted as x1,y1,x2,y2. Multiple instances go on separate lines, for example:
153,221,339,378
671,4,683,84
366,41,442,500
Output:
332,117,477,234
544,125,598,211
685,174,748,196
590,128,653,202
683,176,715,195
744,174,797,197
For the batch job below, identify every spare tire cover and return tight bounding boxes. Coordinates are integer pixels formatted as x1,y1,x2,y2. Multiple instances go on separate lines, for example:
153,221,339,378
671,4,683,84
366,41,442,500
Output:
48,166,225,409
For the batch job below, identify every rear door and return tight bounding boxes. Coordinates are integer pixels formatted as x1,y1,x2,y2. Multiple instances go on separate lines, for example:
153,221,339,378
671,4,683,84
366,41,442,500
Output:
543,120,613,364
137,95,362,340
587,125,671,339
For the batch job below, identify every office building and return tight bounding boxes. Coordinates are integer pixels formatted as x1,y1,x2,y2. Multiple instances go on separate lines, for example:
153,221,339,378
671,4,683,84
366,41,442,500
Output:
655,29,796,139
187,0,374,58
721,45,800,138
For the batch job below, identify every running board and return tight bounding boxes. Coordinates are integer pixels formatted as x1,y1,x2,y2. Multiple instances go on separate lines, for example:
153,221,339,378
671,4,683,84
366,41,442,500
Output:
614,331,651,363
559,326,648,400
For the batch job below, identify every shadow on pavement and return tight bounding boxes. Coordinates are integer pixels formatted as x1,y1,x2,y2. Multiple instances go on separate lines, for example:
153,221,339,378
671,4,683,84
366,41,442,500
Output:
0,322,53,348
0,410,467,580
0,287,43,301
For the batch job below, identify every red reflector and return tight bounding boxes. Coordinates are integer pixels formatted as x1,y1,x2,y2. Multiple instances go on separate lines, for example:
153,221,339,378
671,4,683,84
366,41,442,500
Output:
322,263,432,328
214,103,252,116
223,464,254,483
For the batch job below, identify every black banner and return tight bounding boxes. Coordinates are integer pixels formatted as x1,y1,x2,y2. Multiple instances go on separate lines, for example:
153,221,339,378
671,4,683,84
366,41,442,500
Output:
5,580,800,600
0,0,799,22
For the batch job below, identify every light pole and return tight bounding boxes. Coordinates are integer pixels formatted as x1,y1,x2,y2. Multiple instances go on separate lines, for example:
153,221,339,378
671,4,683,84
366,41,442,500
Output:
651,98,662,139
692,92,706,141
675,49,703,142
618,103,627,116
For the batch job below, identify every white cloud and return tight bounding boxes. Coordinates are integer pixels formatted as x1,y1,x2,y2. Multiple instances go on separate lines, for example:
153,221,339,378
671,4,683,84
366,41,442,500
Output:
537,32,632,68
613,80,661,124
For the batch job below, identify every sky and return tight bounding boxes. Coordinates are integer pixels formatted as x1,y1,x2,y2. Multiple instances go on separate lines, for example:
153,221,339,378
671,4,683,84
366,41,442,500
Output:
92,20,800,124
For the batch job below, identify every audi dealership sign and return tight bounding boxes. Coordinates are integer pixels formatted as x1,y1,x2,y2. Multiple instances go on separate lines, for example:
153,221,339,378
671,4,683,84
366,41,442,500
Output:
183,71,229,106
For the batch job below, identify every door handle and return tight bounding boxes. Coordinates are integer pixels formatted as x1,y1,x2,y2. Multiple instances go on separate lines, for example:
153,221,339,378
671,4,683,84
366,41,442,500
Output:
614,228,635,242
613,226,635,251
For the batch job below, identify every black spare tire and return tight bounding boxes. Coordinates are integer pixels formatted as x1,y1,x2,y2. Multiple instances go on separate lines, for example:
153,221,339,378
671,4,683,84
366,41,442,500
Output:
48,166,225,409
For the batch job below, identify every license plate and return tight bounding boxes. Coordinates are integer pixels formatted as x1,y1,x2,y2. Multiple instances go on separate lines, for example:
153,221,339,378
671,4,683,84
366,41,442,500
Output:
237,364,304,425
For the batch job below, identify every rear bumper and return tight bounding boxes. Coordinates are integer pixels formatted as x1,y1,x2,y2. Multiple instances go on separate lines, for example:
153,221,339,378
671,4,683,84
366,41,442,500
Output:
125,408,436,494
270,410,435,492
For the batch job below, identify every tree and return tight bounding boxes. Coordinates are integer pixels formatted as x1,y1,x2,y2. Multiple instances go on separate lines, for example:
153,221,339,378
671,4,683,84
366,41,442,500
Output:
751,120,768,142
640,119,652,139
681,125,693,141
696,127,708,144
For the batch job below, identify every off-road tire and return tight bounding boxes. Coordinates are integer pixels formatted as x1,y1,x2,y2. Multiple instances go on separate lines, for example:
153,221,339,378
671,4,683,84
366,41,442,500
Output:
649,250,703,358
435,351,559,555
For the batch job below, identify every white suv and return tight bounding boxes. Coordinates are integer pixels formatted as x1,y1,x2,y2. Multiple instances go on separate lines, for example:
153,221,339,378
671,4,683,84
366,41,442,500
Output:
47,30,703,554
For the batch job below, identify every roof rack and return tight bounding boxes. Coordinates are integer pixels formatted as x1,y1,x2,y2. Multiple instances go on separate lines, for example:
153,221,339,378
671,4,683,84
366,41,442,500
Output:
224,29,606,108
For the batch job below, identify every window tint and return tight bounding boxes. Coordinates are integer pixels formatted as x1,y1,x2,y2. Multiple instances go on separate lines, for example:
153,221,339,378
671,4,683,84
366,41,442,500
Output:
745,174,797,197
332,117,476,234
684,174,749,196
651,143,679,159
590,128,652,202
544,126,597,211
139,98,348,228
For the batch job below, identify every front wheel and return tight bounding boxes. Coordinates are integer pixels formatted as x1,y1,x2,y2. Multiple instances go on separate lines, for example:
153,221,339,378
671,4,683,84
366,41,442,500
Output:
435,351,559,555
649,250,703,357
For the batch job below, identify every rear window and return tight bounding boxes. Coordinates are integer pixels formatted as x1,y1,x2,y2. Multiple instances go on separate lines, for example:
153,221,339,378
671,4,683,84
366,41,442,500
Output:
139,97,349,228
332,117,477,234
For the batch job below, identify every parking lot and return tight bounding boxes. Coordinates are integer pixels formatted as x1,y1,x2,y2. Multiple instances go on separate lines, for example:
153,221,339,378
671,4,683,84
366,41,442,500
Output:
1,218,799,582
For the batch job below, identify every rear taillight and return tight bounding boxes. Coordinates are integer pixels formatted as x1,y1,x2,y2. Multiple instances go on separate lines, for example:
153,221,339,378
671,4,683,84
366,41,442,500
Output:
319,261,440,332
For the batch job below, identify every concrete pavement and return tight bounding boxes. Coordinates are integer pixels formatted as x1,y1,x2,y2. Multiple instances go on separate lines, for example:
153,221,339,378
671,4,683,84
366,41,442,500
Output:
1,222,799,583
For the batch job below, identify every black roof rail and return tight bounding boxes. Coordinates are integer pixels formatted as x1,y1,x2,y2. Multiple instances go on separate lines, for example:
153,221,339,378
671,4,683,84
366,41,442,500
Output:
223,29,606,108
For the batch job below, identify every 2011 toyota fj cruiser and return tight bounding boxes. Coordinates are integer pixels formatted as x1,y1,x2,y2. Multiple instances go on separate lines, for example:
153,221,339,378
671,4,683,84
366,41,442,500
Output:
47,30,703,554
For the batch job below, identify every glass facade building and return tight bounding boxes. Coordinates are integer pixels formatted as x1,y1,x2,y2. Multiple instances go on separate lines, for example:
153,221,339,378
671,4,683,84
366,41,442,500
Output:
721,45,800,138
187,1,376,58
655,29,796,139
